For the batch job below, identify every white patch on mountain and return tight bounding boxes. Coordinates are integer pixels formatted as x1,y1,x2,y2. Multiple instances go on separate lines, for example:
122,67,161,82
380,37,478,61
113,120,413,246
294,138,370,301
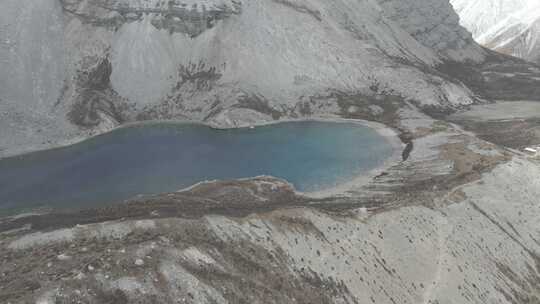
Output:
451,0,540,63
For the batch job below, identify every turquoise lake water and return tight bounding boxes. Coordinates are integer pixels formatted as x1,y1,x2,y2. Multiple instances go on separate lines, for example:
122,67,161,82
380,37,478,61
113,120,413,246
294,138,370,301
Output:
0,121,393,214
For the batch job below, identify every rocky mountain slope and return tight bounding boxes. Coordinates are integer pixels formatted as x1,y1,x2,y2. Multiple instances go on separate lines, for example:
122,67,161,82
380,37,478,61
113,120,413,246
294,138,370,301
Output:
0,0,488,157
451,0,540,64
3,99,540,304
3,1,540,304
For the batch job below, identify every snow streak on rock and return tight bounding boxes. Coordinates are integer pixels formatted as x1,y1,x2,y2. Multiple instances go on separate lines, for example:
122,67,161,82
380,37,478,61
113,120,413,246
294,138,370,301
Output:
451,0,540,64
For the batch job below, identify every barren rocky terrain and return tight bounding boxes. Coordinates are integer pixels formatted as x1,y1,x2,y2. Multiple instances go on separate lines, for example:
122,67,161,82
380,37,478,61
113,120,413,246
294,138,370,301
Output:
2,95,540,303
1,0,488,158
1,0,540,303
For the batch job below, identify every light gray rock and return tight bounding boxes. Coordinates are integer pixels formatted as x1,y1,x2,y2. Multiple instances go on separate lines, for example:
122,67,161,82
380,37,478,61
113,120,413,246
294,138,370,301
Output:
0,0,488,157
377,0,486,62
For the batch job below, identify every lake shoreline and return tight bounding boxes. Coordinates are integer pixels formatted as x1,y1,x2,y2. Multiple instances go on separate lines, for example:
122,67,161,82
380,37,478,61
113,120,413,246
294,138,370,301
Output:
1,115,404,157
0,117,405,212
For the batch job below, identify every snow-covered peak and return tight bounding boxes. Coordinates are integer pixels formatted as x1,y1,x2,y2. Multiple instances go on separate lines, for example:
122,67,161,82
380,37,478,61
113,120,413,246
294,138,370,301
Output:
478,2,540,43
451,0,540,64
480,3,540,63
450,0,531,39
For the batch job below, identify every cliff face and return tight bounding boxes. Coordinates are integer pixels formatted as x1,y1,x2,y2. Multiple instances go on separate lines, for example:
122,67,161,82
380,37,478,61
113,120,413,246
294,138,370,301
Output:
0,0,486,156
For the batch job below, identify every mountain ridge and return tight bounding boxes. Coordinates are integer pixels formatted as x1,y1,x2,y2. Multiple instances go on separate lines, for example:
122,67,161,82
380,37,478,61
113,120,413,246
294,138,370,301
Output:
451,0,540,64
1,0,488,157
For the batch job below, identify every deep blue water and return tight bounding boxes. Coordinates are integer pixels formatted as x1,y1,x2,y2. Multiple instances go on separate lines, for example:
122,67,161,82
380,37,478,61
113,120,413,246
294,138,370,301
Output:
0,121,393,214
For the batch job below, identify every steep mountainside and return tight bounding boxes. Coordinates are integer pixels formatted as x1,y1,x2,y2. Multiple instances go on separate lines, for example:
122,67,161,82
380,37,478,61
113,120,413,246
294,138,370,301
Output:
451,0,540,64
3,1,540,304
0,0,486,157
